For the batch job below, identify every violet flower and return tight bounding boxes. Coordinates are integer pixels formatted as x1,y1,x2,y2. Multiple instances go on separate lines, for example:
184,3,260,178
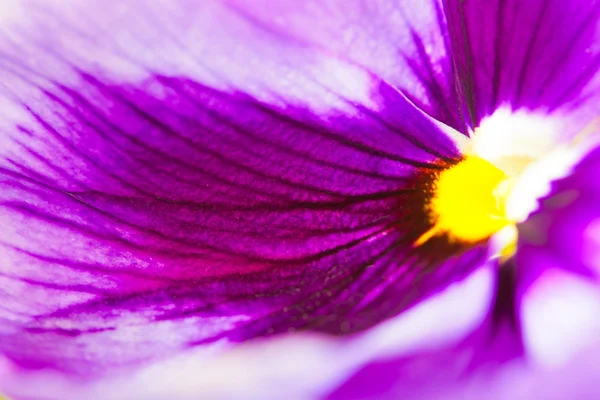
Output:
1,0,600,399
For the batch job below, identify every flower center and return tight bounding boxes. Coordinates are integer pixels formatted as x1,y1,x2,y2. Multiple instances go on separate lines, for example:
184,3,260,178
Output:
415,156,514,246
412,108,599,258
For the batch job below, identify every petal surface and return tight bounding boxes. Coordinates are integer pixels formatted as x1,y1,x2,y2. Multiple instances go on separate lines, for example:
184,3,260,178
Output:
444,0,600,131
221,0,465,131
327,263,523,400
517,146,600,367
0,0,481,378
0,262,496,400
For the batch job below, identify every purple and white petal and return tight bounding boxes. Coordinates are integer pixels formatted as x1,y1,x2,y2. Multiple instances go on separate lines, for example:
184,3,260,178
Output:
327,261,522,400
0,0,482,382
517,146,600,367
0,261,495,399
221,0,465,130
444,0,600,136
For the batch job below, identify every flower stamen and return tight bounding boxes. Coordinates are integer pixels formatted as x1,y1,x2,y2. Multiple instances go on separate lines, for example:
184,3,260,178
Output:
415,156,515,246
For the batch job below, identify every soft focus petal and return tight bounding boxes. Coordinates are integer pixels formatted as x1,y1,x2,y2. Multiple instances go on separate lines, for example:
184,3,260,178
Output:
0,261,495,400
517,146,600,367
327,263,522,400
331,341,600,400
221,0,465,131
0,0,480,380
444,0,600,131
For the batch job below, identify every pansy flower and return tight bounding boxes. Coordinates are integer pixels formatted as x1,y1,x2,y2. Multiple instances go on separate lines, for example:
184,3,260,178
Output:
1,0,600,399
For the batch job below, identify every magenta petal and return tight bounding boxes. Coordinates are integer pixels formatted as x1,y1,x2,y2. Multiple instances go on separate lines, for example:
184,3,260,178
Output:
225,0,465,131
515,146,600,366
0,52,477,376
327,264,523,400
444,0,600,125
517,146,600,287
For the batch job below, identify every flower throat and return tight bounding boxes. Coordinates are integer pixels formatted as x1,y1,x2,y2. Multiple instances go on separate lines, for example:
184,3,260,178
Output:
415,156,515,246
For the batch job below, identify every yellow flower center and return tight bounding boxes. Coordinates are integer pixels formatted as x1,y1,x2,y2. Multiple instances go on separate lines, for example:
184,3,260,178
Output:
415,156,515,246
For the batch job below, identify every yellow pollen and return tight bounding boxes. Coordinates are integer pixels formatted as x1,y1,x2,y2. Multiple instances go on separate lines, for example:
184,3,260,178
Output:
415,156,514,246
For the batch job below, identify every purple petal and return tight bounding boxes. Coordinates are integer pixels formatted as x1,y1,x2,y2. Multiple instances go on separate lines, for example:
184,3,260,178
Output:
222,0,465,131
328,333,600,400
327,263,523,400
0,262,496,400
0,0,485,378
444,0,600,127
517,146,600,367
